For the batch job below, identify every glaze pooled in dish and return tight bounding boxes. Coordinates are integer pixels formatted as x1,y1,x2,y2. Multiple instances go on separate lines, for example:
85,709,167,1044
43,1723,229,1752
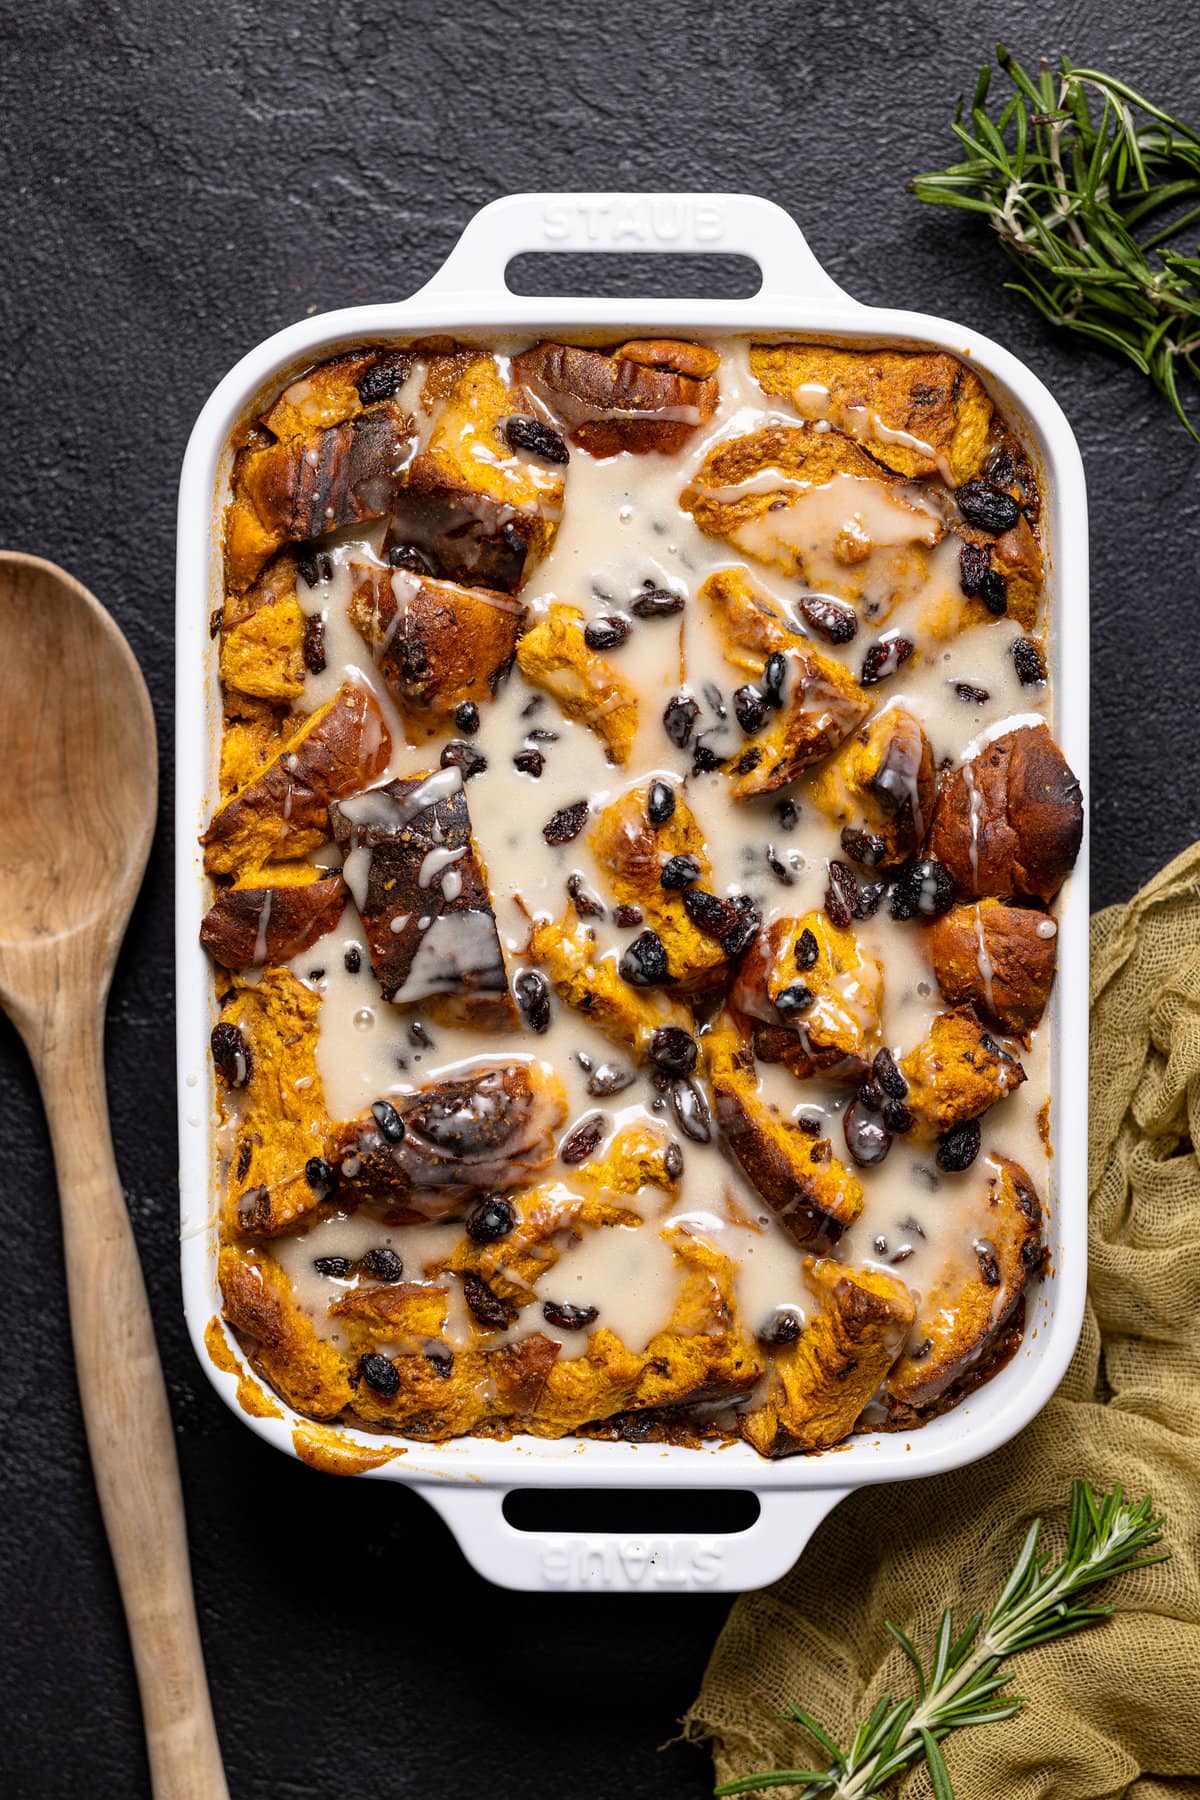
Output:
203,335,1079,1456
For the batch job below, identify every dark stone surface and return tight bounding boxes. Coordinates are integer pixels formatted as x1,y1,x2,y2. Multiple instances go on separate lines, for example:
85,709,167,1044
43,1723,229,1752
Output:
0,3,1196,1795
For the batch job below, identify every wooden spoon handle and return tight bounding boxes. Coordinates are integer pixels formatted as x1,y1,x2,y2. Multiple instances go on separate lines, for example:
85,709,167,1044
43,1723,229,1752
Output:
34,1006,228,1800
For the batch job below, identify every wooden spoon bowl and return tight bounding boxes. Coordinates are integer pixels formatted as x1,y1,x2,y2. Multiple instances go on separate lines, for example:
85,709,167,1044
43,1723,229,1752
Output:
0,552,226,1799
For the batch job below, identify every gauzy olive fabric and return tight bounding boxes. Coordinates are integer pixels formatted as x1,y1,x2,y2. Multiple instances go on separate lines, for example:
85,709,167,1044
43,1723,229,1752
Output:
686,847,1200,1799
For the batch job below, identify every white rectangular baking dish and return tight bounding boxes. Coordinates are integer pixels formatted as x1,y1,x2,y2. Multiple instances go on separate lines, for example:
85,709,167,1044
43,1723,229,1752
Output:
176,191,1089,1593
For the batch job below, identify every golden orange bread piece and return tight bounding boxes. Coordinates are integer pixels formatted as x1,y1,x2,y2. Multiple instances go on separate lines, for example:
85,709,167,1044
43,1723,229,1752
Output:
749,343,994,484
348,563,526,735
200,871,347,970
731,912,884,1083
900,1006,1027,1134
884,1155,1045,1423
202,682,391,878
219,1246,355,1419
927,900,1058,1038
225,348,416,591
328,1281,452,1350
512,338,719,457
698,565,807,674
576,1120,681,1197
218,697,289,800
680,423,943,588
806,704,935,866
525,1328,647,1434
928,724,1084,905
705,1012,864,1246
219,592,307,704
446,1182,643,1305
217,970,332,1236
528,907,692,1056
740,1257,916,1457
515,603,639,763
588,780,727,993
726,646,871,800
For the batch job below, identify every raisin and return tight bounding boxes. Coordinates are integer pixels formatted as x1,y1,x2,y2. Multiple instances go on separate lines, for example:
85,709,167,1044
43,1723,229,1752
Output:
954,681,990,705
889,857,955,921
466,1195,517,1244
361,1247,403,1283
313,1256,352,1278
691,743,723,774
775,982,815,1017
957,480,1020,534
566,872,605,919
426,1348,455,1380
371,1100,406,1144
825,859,860,927
236,1142,252,1181
975,1244,1002,1287
514,969,551,1033
648,1026,699,1077
775,798,799,831
632,584,685,618
542,1299,599,1330
304,1156,336,1196
647,779,676,825
721,896,762,958
302,613,327,674
733,684,768,733
980,570,1008,615
733,748,762,774
841,826,887,866
296,544,333,586
758,1308,803,1346
388,542,434,575
358,1352,401,1396
210,1021,251,1088
660,854,702,890
543,800,589,844
664,1142,685,1180
237,1187,270,1229
761,652,788,708
586,1063,636,1097
890,1246,914,1265
619,929,670,986
958,540,991,597
683,888,735,939
766,847,794,886
504,414,570,463
937,1117,982,1172
440,739,488,779
843,1099,892,1167
454,700,480,735
861,634,915,685
560,1113,606,1164
671,1078,712,1143
800,594,858,643
514,748,545,777
858,1078,884,1111
356,355,409,405
883,1100,915,1134
796,1114,823,1136
662,694,700,747
613,903,643,928
209,607,224,638
872,1048,908,1100
344,945,362,974
856,879,887,919
795,927,819,969
462,1274,516,1330
408,1020,435,1049
584,615,631,652
1012,637,1047,686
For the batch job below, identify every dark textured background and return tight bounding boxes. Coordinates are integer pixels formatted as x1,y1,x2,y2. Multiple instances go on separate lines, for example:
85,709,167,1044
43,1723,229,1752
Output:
1,2,1197,1795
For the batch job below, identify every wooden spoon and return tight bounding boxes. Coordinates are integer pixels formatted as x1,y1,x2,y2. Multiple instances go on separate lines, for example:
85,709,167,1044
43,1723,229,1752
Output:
0,552,227,1799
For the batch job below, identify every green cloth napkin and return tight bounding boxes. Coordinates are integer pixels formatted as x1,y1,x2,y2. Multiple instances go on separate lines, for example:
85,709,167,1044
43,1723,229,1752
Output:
686,846,1200,1798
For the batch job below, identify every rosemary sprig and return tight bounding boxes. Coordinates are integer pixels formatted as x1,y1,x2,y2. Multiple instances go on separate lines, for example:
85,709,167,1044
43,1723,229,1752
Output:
908,46,1200,439
714,1480,1168,1800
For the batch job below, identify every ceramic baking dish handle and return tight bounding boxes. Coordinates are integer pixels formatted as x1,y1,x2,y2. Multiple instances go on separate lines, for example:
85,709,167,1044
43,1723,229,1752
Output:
419,1483,854,1593
415,191,856,307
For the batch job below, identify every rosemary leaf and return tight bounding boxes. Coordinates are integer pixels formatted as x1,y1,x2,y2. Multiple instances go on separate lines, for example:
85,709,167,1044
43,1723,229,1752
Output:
714,1480,1167,1800
908,47,1200,439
